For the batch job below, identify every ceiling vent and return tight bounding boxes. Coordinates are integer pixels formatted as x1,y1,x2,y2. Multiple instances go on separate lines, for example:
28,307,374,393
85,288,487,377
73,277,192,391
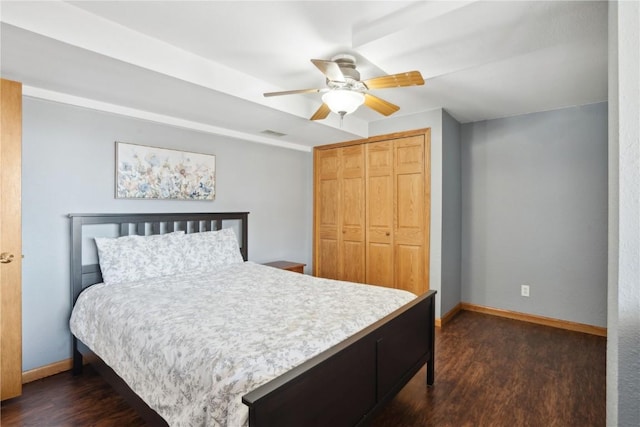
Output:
261,129,287,137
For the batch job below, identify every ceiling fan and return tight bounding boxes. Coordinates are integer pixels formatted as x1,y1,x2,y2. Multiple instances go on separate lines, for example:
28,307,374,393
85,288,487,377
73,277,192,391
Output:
263,54,425,121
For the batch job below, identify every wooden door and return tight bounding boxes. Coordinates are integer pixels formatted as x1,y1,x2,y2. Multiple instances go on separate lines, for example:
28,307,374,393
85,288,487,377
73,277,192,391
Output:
314,145,365,282
315,129,430,292
394,136,427,295
365,141,394,287
315,148,341,279
339,145,365,283
1,78,22,400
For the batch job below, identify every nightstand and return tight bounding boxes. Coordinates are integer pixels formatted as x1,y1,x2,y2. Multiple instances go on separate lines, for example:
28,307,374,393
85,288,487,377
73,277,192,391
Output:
263,261,306,274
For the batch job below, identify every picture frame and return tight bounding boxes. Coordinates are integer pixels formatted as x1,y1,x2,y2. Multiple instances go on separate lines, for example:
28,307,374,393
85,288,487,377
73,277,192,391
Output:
115,142,216,201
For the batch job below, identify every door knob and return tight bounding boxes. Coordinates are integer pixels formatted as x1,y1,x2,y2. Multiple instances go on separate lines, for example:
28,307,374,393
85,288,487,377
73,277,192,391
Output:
0,252,14,264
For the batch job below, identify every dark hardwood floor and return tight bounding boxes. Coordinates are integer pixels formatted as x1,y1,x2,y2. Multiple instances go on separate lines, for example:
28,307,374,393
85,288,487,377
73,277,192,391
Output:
1,311,606,427
371,311,605,427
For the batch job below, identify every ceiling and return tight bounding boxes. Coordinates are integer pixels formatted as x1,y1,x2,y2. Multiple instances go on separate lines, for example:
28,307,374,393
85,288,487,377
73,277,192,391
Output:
0,1,608,151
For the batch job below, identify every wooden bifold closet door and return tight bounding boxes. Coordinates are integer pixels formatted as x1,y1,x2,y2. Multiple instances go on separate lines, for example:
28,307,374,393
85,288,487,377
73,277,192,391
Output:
313,129,430,295
1,78,23,400
314,145,365,283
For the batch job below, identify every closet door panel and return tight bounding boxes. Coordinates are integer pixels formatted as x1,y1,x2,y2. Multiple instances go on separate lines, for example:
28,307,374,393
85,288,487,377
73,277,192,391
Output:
342,241,365,283
317,150,340,219
318,238,340,280
340,145,365,282
342,176,364,231
396,173,424,233
315,145,365,281
341,145,364,173
317,177,339,279
367,142,393,232
368,176,393,226
395,244,424,295
366,142,394,286
394,136,427,294
318,180,339,228
395,136,424,173
1,78,22,400
315,149,340,278
394,136,425,230
367,243,394,287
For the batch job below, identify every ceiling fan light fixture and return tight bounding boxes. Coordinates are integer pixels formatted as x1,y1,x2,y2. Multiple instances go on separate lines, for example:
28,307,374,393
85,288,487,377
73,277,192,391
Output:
322,90,365,116
264,54,420,120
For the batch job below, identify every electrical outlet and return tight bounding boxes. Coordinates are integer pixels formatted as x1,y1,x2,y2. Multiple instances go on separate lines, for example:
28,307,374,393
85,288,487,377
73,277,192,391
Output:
521,284,530,297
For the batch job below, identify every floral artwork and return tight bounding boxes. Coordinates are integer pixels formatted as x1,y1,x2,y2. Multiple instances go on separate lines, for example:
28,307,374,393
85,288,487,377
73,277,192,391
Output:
116,142,215,200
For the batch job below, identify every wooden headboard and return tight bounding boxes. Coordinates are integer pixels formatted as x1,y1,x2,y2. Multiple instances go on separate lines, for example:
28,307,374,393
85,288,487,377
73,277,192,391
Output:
69,212,249,305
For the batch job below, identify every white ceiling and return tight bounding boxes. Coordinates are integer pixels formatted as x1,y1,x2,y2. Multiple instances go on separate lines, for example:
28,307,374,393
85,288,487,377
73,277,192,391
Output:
0,1,607,151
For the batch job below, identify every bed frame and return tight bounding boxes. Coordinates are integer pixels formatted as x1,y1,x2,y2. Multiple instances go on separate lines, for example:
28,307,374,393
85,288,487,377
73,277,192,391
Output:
69,212,436,427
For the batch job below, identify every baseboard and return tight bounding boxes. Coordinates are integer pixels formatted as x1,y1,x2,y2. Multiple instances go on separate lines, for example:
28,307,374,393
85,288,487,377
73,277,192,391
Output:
436,303,462,327
460,303,607,337
22,358,72,384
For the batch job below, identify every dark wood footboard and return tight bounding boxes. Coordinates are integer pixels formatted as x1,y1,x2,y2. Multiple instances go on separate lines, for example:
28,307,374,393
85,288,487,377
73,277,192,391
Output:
72,290,435,427
242,290,436,427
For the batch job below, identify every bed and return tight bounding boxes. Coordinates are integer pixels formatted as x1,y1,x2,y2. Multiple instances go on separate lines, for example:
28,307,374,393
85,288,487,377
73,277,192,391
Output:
69,212,436,427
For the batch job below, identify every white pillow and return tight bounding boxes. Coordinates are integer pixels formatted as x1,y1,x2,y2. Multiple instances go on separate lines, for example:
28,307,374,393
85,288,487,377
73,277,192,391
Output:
182,228,244,273
95,231,185,285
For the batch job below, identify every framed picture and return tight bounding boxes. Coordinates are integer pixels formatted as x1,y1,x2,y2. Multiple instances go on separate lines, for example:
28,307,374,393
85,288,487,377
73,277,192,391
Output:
115,142,216,200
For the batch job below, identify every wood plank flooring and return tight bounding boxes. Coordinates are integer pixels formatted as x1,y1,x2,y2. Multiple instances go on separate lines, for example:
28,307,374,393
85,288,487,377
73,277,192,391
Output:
371,311,605,427
1,311,606,426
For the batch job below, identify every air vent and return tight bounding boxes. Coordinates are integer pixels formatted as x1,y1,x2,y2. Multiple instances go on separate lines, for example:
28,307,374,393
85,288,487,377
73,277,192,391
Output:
260,129,287,137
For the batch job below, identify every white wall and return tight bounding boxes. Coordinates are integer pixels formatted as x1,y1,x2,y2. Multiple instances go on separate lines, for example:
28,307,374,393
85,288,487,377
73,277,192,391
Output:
461,102,608,327
607,1,640,425
21,98,313,370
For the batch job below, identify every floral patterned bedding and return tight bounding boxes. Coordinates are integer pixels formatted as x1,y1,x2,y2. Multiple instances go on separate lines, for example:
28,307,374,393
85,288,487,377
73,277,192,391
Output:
69,262,416,427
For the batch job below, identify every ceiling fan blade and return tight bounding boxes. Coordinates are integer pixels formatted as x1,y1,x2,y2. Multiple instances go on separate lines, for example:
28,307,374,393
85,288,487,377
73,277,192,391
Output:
363,71,425,90
264,88,324,97
310,103,331,120
364,93,400,116
311,59,346,82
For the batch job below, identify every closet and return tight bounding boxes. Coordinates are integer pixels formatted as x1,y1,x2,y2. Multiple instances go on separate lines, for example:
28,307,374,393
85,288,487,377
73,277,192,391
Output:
313,128,430,295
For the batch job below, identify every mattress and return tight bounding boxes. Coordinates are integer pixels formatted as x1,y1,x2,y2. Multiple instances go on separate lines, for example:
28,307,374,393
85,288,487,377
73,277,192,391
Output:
69,261,416,427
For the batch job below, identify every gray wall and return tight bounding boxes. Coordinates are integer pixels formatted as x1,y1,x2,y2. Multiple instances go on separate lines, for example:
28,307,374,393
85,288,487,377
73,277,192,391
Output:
607,1,640,424
461,102,608,327
441,110,462,316
21,97,313,371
